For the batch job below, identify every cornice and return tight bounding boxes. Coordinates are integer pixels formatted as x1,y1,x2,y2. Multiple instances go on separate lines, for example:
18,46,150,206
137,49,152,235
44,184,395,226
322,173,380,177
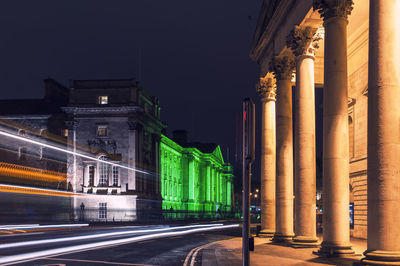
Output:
250,0,296,62
61,106,142,115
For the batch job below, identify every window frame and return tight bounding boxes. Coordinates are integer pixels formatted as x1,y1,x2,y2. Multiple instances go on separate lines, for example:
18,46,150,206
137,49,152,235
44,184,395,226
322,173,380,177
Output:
97,125,108,137
98,95,108,105
98,202,107,219
112,166,119,186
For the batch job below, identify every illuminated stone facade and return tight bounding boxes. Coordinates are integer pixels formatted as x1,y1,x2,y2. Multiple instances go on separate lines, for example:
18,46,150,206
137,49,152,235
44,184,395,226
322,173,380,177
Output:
251,0,400,263
160,133,234,214
0,78,166,222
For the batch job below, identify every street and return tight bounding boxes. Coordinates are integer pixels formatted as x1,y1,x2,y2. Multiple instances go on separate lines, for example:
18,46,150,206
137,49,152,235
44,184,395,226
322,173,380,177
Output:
0,223,241,265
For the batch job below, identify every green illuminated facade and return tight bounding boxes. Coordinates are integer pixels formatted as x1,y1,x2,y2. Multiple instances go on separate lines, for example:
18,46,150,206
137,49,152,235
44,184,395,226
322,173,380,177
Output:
160,134,234,213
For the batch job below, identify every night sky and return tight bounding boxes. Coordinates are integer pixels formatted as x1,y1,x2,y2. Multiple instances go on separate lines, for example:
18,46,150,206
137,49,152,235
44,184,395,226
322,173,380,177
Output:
0,1,263,181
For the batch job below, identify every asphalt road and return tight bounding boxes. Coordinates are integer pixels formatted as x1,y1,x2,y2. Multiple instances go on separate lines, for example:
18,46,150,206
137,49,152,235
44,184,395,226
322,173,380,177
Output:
0,223,241,266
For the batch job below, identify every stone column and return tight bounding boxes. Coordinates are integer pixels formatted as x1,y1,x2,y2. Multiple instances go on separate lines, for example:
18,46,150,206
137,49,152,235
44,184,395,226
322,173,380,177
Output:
127,120,141,191
256,76,277,238
269,52,295,242
362,0,400,264
286,26,320,247
313,0,354,256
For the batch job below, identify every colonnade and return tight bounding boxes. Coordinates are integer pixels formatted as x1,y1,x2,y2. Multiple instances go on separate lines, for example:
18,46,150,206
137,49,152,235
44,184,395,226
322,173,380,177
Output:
257,0,400,263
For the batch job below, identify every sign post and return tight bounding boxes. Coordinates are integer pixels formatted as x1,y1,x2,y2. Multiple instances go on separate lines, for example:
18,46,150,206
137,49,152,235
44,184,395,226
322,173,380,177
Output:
242,98,255,266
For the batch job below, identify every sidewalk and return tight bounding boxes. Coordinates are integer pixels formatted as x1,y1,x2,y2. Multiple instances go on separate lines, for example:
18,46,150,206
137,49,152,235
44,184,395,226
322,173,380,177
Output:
200,236,366,265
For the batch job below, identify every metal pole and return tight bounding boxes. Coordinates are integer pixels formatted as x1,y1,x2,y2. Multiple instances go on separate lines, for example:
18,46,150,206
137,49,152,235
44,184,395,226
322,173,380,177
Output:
242,159,250,266
242,98,255,266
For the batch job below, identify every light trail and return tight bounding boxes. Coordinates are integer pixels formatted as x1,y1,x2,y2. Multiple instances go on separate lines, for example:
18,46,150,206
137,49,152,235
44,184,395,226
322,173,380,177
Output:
0,224,89,231
0,183,84,197
0,130,153,176
0,223,223,249
0,224,239,265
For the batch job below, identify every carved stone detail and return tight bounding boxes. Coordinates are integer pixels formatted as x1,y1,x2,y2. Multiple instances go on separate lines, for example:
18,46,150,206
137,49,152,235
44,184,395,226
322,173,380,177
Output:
65,120,79,130
268,53,295,80
128,120,142,131
88,139,117,154
313,0,354,21
286,26,322,57
256,77,277,101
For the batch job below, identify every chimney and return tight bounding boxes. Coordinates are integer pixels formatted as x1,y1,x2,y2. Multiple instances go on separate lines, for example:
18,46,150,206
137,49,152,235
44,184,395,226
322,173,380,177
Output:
173,130,188,146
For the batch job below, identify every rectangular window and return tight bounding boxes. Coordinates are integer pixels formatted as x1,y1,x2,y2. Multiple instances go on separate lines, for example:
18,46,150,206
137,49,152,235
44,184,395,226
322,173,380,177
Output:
97,125,108,137
98,202,107,219
98,96,108,105
18,147,27,160
88,166,94,186
112,166,119,186
99,162,109,186
63,129,68,137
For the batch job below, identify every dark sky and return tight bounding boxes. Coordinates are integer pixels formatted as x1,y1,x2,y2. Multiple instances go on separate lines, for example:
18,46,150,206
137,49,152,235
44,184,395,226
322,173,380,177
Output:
0,0,263,180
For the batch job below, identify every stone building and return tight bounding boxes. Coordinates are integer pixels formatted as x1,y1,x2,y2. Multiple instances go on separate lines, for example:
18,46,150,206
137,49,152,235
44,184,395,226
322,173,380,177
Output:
0,77,165,221
251,0,400,264
160,130,234,217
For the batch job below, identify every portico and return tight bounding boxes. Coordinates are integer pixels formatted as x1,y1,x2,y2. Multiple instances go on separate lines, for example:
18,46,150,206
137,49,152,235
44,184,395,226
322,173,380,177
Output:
251,0,400,264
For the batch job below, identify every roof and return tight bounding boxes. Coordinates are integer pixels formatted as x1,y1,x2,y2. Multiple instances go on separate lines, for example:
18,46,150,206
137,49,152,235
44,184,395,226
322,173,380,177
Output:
186,142,218,154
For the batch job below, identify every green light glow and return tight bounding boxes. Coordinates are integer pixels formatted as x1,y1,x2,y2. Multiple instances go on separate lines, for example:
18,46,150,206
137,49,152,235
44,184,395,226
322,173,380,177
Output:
160,135,234,214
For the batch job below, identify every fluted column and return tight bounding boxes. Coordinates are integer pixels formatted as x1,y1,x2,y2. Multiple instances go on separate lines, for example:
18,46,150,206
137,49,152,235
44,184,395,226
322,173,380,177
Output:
269,52,295,242
362,0,400,264
257,76,277,238
313,0,354,256
286,26,320,247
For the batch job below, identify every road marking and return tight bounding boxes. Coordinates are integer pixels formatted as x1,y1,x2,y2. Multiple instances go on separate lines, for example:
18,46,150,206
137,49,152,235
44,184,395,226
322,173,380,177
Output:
0,224,239,265
45,257,153,266
183,237,240,266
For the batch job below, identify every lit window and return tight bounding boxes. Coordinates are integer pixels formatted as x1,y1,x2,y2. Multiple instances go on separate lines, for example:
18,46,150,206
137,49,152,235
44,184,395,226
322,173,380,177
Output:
63,129,68,137
99,202,107,219
98,156,109,186
112,166,119,186
88,166,95,186
97,125,108,137
98,96,108,105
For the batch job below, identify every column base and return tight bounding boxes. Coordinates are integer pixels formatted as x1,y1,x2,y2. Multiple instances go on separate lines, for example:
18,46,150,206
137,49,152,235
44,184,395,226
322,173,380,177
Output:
258,229,274,239
272,233,294,243
292,236,320,248
361,250,400,265
314,241,355,258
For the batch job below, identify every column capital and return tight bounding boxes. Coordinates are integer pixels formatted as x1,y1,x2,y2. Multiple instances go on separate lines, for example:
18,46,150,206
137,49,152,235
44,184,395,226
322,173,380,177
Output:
313,0,354,21
286,26,322,57
268,52,295,80
256,77,277,102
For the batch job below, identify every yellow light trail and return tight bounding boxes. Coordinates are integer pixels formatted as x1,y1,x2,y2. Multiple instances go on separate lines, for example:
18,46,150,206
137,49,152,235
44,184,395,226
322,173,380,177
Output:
0,162,66,183
0,184,83,197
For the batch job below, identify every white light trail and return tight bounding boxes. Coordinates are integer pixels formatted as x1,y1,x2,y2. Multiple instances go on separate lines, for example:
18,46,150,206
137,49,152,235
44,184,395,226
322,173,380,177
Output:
0,224,239,265
0,223,223,250
0,130,152,176
0,224,89,231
